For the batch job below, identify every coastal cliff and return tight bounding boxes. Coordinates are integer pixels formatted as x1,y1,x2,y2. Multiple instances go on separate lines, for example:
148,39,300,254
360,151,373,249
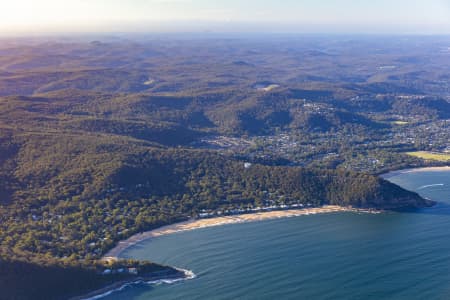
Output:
312,170,434,209
348,178,435,209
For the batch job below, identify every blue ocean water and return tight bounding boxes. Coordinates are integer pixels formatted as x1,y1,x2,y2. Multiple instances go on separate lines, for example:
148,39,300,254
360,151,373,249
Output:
104,169,450,300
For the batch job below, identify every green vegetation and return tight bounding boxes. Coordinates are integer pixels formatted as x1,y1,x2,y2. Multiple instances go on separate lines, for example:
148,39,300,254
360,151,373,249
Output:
0,91,432,299
0,249,179,300
0,36,447,299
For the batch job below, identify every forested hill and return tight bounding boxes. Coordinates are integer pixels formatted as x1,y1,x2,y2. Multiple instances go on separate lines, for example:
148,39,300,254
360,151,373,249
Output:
0,141,430,262
0,249,181,300
0,36,446,299
0,257,109,300
0,46,434,264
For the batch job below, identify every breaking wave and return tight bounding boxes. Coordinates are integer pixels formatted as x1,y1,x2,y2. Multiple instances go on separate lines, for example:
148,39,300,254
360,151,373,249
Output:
417,184,445,190
83,268,196,300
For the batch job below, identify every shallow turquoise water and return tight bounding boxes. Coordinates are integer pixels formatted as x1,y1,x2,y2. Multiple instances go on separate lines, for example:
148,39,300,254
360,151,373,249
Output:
104,169,450,300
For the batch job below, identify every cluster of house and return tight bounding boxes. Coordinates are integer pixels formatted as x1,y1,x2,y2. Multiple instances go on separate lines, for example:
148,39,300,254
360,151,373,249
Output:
102,267,138,276
198,203,311,219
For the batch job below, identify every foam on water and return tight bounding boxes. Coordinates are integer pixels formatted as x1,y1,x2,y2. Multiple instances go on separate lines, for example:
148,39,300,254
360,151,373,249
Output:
83,268,196,300
417,183,445,190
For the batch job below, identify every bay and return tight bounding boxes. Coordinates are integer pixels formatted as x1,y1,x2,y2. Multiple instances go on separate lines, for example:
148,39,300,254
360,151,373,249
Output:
104,168,450,300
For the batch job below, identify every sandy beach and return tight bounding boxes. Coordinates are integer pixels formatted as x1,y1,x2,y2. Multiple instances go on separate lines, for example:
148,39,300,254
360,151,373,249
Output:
382,166,450,178
103,205,378,260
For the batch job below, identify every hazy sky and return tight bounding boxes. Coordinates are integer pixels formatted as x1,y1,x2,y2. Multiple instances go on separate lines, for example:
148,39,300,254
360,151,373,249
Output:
1,0,450,34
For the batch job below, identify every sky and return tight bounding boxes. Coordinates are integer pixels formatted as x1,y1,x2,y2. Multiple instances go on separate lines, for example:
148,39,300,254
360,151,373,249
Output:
0,0,450,34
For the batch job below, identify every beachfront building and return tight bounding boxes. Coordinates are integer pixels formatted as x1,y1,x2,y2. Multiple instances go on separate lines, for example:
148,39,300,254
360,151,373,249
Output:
128,268,138,275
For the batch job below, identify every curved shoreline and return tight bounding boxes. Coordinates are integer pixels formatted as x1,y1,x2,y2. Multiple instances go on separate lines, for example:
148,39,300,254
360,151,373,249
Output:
103,205,380,260
104,166,449,261
83,206,379,300
381,166,450,179
74,268,196,300
94,166,447,299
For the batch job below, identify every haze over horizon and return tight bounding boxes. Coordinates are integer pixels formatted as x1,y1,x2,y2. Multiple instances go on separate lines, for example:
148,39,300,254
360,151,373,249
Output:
1,0,450,35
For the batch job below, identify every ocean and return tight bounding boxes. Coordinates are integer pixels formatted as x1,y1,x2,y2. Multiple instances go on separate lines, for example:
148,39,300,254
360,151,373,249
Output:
103,168,450,300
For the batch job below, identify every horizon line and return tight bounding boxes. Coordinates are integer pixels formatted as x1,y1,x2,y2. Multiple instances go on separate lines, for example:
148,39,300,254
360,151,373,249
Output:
1,31,450,39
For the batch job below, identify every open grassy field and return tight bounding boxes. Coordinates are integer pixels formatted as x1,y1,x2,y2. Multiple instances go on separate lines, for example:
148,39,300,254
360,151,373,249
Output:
407,151,450,162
